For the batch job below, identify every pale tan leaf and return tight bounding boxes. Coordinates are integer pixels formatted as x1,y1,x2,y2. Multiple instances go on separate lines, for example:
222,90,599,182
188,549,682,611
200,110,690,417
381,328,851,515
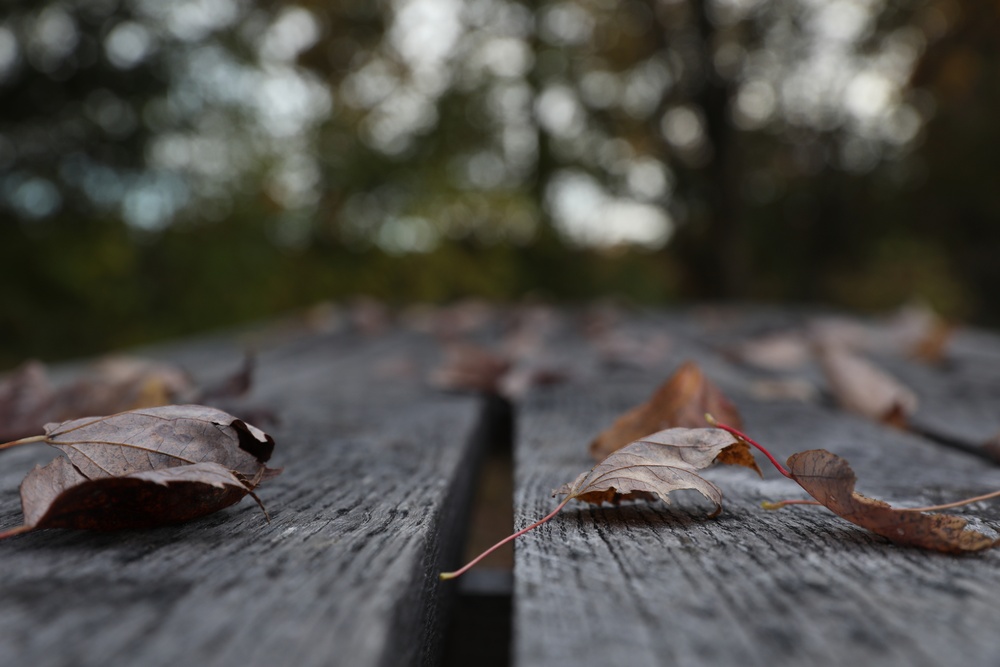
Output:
818,346,917,427
733,332,812,371
557,427,753,517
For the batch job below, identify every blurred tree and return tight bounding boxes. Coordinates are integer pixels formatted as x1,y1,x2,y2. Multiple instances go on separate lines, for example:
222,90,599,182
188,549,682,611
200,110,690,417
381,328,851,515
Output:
1,0,998,368
297,0,938,300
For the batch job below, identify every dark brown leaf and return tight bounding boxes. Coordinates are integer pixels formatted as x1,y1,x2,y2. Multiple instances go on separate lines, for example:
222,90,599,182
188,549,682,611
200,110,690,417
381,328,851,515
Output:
556,427,758,517
430,343,512,394
430,342,567,399
21,458,256,531
2,405,278,538
589,362,744,460
0,355,258,443
0,361,54,441
787,449,998,553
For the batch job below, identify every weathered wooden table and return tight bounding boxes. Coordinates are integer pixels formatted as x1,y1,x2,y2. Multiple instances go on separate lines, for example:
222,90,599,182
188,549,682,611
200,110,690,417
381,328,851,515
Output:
3,304,1000,667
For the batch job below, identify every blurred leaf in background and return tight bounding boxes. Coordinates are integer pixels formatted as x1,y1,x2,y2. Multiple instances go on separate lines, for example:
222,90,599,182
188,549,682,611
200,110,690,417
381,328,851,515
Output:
1,0,997,368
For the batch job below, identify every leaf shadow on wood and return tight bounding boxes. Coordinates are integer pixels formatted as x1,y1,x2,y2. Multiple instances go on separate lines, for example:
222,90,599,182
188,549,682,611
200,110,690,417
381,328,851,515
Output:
555,500,716,532
0,504,265,553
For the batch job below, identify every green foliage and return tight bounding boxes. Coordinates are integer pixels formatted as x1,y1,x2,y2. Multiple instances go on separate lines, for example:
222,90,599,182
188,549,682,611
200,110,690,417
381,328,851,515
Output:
2,0,1000,370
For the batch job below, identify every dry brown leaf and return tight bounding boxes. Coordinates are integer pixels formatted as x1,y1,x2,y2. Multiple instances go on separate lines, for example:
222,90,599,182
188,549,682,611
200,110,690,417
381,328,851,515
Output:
556,427,759,517
430,338,567,399
0,355,256,442
748,378,819,403
909,320,955,363
808,305,952,360
49,357,196,420
787,449,998,553
0,405,278,538
19,458,260,532
443,426,761,580
430,344,512,394
593,330,673,369
0,361,55,441
589,362,743,460
818,346,917,427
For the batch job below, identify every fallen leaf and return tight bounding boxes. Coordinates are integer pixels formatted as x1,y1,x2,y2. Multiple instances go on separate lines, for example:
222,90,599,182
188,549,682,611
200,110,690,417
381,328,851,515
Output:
589,362,743,460
748,378,819,403
402,300,498,339
0,405,278,538
594,330,673,369
808,304,952,360
349,297,392,335
497,365,568,400
48,356,196,420
430,340,567,399
787,449,997,553
556,427,760,517
198,353,255,404
442,426,762,580
430,344,512,394
0,355,257,442
909,320,955,363
818,346,917,427
19,458,260,532
0,361,54,441
732,332,812,371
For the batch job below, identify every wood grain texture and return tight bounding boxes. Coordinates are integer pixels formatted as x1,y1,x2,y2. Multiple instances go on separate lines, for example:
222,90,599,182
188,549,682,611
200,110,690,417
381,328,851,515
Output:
512,310,1000,667
0,325,485,667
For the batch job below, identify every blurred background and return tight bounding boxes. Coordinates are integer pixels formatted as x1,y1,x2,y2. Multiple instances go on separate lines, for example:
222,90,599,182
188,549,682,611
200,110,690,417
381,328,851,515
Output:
1,0,997,369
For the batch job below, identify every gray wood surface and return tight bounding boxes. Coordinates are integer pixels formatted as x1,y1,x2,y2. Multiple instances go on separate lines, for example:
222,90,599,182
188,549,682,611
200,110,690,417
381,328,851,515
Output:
512,308,1000,667
7,304,1000,667
0,322,486,667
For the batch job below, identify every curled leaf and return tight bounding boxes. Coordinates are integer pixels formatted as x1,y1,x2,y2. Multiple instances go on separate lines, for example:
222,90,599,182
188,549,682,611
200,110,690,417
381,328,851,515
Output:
443,426,759,580
1,405,278,538
557,427,758,517
787,449,998,553
20,458,260,531
589,362,743,460
818,346,917,427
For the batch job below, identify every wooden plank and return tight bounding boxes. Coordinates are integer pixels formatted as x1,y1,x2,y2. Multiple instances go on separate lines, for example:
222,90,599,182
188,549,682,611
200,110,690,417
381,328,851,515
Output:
0,324,486,667
872,330,1000,457
511,313,1000,667
649,305,1000,460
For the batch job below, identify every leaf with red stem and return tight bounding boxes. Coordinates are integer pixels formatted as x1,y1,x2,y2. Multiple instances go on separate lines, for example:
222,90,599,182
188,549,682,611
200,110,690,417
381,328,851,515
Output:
709,418,1000,554
787,449,999,553
441,426,757,580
